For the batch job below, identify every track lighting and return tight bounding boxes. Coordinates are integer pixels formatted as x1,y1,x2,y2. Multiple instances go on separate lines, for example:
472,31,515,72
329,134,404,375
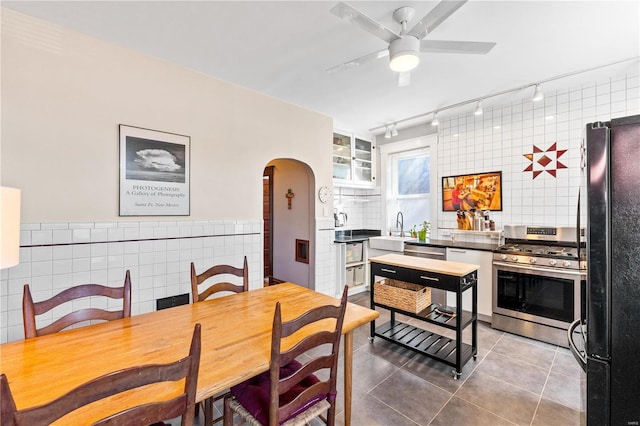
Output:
431,112,439,127
532,84,544,102
474,100,483,116
369,58,637,134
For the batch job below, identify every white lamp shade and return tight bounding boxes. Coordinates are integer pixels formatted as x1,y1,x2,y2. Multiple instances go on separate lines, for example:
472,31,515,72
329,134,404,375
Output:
1,187,21,269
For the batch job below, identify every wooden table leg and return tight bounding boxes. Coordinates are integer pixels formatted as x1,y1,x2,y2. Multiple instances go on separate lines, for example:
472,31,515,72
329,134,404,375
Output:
344,331,353,426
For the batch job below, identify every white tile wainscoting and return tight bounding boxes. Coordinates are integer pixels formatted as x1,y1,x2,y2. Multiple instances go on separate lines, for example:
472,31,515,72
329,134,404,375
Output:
0,218,339,343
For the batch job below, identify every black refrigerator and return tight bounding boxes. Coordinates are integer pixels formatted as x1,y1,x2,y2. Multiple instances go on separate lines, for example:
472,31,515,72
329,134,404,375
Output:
569,114,640,425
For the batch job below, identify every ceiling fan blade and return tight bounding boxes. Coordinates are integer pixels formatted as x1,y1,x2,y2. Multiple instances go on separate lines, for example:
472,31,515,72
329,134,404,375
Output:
330,2,400,44
398,72,411,87
326,49,389,74
420,40,496,54
407,0,468,39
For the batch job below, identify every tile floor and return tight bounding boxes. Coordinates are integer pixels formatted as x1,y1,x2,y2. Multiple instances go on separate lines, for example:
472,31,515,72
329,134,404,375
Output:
193,291,586,426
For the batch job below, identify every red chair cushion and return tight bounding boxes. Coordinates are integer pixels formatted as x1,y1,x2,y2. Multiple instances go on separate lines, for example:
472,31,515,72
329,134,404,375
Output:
230,360,325,425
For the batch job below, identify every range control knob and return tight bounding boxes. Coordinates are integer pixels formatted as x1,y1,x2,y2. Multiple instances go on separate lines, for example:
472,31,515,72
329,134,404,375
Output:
501,254,508,260
511,255,518,262
530,258,537,264
549,259,557,266
562,260,571,267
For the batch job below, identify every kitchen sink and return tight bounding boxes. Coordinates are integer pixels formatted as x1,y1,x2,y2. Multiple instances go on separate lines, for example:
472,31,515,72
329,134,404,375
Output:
368,235,415,252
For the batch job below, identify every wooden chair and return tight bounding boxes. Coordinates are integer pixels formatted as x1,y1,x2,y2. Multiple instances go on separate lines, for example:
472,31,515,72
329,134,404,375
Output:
22,270,132,338
223,287,349,426
191,256,248,302
1,323,201,426
191,256,248,425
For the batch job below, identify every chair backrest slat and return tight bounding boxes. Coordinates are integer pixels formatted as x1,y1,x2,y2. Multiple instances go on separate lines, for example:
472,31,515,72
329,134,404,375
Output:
22,271,132,338
1,324,201,426
191,256,248,302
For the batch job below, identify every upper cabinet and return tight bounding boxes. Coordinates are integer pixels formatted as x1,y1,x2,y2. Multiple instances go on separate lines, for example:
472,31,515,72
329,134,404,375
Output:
333,131,376,187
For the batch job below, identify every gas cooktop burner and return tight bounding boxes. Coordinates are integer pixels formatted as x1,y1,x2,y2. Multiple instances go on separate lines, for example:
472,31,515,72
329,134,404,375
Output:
496,244,577,258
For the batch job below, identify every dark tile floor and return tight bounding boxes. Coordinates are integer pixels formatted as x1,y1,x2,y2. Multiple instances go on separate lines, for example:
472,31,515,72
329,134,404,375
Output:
192,291,586,426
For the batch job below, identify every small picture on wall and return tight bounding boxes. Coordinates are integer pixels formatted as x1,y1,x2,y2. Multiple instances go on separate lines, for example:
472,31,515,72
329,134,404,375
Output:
119,125,190,216
442,171,502,211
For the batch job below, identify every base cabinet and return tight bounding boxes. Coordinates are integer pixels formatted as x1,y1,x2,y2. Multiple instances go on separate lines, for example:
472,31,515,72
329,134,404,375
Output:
445,248,493,323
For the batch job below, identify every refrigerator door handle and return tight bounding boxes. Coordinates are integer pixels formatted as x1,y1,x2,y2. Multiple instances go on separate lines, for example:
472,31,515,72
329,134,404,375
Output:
567,318,587,372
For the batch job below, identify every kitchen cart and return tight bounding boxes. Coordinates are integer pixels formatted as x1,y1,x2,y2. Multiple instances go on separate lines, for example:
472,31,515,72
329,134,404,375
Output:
368,254,479,379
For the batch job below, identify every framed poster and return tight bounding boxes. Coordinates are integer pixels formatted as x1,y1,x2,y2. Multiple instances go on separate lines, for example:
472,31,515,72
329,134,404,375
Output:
442,171,502,211
119,125,190,216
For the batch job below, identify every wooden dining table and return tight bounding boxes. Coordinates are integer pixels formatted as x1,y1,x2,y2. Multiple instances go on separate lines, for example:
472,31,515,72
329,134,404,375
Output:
0,282,378,425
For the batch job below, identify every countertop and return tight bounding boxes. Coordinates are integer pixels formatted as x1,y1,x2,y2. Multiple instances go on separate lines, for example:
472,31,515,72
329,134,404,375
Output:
369,253,479,277
334,229,381,243
404,238,499,252
334,230,499,252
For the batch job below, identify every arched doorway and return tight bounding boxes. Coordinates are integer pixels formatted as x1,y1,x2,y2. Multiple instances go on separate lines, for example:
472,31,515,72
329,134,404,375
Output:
263,159,315,289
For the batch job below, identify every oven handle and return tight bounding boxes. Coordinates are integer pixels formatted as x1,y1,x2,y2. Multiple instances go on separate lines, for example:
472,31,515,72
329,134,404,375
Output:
493,261,585,277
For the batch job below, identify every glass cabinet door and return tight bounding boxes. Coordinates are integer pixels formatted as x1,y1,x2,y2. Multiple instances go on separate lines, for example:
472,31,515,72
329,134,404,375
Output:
353,138,372,183
333,132,352,181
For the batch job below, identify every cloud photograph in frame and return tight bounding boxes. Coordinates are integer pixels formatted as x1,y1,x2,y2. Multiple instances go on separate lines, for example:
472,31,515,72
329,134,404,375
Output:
125,137,186,183
119,125,190,216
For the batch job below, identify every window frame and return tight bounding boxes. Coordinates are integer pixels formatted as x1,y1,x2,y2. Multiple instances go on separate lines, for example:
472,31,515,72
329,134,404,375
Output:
379,134,438,236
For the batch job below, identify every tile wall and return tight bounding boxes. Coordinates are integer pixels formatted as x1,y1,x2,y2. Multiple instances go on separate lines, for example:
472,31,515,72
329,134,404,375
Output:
332,186,383,231
436,72,640,236
0,218,339,343
0,220,263,343
336,71,639,244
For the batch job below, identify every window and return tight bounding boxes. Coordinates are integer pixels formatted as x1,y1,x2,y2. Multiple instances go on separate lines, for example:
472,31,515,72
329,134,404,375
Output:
385,148,431,234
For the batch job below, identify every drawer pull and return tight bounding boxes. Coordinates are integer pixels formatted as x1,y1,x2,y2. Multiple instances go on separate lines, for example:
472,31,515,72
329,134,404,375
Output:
380,268,397,274
420,275,439,282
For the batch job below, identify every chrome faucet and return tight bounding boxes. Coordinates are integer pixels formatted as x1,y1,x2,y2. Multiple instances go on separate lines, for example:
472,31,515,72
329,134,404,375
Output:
396,211,404,236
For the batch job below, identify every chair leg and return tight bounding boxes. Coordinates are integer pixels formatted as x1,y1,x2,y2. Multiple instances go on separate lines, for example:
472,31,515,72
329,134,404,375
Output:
223,394,234,426
204,396,214,426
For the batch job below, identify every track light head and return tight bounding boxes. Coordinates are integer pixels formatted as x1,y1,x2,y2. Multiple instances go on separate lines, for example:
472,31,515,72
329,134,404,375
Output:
431,112,439,127
384,126,391,138
391,124,398,137
474,100,483,116
532,84,544,102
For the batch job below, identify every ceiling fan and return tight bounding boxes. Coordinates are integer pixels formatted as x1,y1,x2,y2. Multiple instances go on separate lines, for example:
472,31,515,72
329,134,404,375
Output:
328,0,496,86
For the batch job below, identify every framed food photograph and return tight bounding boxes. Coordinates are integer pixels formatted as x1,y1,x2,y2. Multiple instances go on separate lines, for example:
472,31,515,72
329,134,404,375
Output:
119,125,190,216
442,171,502,211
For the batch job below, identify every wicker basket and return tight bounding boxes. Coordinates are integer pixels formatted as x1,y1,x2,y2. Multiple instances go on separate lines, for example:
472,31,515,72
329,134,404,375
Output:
374,279,431,314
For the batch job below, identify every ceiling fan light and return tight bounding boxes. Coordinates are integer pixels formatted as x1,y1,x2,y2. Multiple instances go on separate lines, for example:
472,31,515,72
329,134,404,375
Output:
474,100,483,116
532,84,544,102
389,36,420,72
390,53,419,72
384,126,391,138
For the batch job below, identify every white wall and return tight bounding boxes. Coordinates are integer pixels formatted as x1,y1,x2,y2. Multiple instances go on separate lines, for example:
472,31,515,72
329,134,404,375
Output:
0,8,333,222
0,9,336,343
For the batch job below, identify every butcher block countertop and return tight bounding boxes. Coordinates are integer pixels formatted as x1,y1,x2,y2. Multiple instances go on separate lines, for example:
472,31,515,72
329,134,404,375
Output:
369,253,479,277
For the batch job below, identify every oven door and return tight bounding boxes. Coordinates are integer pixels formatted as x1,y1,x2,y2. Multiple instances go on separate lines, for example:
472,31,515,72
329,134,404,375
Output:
492,261,584,329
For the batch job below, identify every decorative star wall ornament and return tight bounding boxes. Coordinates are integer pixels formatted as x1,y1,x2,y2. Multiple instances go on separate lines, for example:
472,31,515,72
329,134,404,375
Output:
523,142,568,179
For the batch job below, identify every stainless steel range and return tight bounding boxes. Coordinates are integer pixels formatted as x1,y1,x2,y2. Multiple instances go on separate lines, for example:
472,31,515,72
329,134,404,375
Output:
492,225,586,347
